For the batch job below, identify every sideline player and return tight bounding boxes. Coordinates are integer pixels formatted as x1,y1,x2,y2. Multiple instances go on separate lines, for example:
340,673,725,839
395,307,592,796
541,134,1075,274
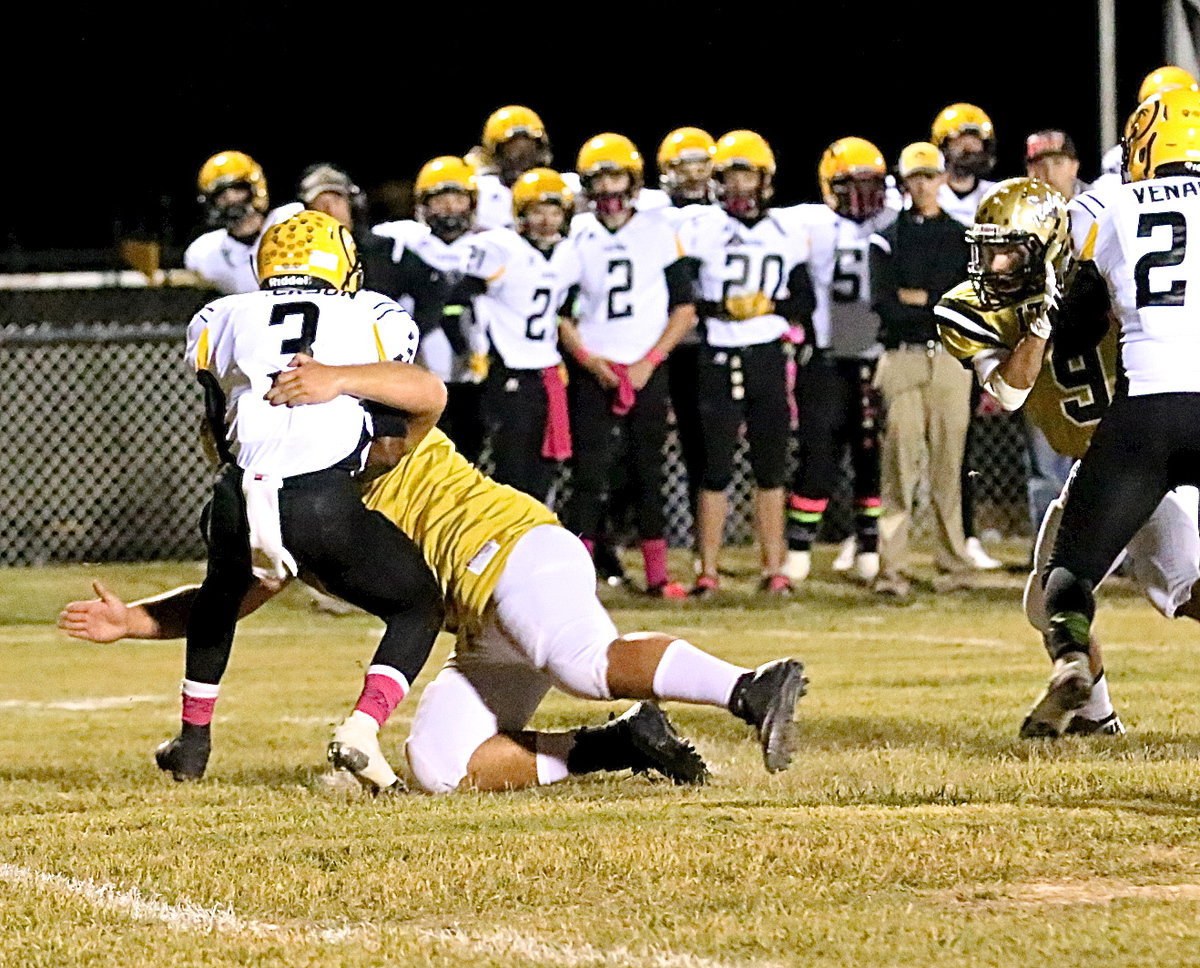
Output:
447,168,581,502
936,176,1200,737
61,382,808,793
558,133,697,597
783,138,896,584
157,211,445,785
184,151,304,296
1031,90,1200,734
684,130,815,595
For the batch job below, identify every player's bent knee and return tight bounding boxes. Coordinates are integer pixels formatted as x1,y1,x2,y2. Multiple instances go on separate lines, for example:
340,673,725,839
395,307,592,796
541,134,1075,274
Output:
404,736,469,795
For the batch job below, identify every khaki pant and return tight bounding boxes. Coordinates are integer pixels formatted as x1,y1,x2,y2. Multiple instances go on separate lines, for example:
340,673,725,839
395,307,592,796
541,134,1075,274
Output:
874,344,973,576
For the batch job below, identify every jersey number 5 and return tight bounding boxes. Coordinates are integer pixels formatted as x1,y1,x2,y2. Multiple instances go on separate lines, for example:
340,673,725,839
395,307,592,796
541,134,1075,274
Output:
1134,211,1187,308
269,301,320,355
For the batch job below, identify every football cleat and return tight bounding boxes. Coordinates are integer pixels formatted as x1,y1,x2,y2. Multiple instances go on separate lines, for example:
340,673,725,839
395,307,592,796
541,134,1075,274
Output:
759,574,793,596
832,537,856,573
728,659,808,772
783,549,812,582
965,537,1003,570
328,711,402,793
1064,711,1126,736
690,574,720,599
155,723,211,782
572,702,708,785
1018,651,1094,739
854,551,881,583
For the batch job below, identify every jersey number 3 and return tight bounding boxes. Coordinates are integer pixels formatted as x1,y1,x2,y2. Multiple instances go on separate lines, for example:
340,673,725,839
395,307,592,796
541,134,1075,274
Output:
269,301,320,355
1135,211,1187,308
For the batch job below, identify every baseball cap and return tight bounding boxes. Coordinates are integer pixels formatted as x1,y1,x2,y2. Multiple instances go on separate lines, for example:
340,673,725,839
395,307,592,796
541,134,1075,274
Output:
298,163,361,205
1025,130,1077,163
898,142,945,178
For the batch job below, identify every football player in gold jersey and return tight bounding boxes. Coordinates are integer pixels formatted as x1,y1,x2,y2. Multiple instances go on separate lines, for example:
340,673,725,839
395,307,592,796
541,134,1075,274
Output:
936,178,1200,738
60,357,808,792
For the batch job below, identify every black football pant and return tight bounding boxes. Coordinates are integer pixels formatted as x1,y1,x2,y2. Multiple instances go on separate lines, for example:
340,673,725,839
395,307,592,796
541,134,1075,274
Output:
438,382,486,465
563,361,670,541
484,364,557,503
1044,393,1200,650
667,342,705,511
186,464,443,686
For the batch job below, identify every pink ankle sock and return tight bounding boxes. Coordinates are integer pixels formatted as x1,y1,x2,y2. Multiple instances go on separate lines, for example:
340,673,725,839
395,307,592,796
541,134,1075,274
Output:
181,679,219,726
641,538,669,588
353,665,410,726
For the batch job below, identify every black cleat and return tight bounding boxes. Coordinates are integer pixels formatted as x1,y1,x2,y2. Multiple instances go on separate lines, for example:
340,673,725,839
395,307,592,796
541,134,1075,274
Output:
570,702,709,785
1064,711,1126,736
728,659,808,772
155,723,211,782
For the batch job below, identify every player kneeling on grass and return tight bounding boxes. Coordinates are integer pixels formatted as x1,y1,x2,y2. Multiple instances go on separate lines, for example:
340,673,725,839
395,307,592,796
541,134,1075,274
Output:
61,362,807,792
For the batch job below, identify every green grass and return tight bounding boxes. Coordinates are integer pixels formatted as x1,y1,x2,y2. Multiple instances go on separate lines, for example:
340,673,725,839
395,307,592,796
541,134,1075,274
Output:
4,550,1200,966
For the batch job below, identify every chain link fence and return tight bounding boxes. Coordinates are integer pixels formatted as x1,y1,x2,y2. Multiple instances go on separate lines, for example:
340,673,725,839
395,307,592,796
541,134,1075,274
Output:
0,280,1032,566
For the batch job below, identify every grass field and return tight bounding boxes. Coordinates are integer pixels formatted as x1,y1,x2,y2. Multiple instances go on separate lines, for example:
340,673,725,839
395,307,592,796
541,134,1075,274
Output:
4,549,1200,967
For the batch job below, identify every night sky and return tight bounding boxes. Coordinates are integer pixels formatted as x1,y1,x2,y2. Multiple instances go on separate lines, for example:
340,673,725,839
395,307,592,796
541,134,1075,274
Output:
5,1,1170,257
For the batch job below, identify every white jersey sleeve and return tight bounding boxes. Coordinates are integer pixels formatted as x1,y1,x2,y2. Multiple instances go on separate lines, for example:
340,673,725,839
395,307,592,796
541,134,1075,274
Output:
1073,176,1200,395
360,291,421,363
474,172,515,231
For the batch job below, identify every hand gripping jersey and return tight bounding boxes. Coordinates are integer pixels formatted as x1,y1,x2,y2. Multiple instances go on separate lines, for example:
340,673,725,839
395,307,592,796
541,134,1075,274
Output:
682,206,811,347
362,427,558,629
786,203,898,356
372,220,490,382
185,287,419,477
565,209,686,364
462,228,581,369
936,280,1119,459
938,179,998,228
1070,176,1200,396
184,203,305,295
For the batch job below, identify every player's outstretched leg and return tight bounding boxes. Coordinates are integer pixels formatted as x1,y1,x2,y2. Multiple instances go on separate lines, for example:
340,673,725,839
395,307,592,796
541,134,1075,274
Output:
1020,566,1096,738
565,702,709,785
726,659,809,771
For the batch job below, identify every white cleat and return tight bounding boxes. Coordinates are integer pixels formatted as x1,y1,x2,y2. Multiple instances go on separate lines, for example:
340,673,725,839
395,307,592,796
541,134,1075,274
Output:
1019,651,1094,739
854,551,880,583
965,536,1003,570
783,550,811,582
832,536,856,573
328,710,402,792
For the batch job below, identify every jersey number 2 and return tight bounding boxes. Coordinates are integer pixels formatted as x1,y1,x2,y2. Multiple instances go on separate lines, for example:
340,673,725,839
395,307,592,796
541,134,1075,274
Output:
1134,211,1187,308
269,301,320,355
606,259,633,319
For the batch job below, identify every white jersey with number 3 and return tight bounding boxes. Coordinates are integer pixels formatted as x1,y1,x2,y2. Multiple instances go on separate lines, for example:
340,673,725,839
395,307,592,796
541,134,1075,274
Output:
566,209,684,364
465,228,581,369
185,288,419,477
1071,176,1200,396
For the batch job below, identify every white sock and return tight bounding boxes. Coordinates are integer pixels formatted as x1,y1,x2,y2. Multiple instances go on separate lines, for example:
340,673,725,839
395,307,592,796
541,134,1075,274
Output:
1076,670,1114,721
651,639,747,708
534,732,572,785
181,679,220,700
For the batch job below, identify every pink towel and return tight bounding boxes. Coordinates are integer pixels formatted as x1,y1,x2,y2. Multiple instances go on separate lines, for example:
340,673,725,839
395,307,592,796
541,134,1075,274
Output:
609,363,637,416
541,365,573,460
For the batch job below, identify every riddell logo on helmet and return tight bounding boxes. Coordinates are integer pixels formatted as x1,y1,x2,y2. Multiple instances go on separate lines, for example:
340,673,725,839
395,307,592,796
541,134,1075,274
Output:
266,274,313,288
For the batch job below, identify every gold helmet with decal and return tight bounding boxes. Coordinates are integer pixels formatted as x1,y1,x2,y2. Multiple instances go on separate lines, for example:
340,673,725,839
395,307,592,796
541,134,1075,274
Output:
1123,86,1200,183
817,137,886,221
967,177,1070,309
197,150,269,229
1138,65,1199,105
257,210,361,292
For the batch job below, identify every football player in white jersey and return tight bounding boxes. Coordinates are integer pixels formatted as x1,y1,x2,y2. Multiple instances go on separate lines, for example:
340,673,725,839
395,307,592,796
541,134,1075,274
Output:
931,103,999,227
783,137,896,584
1037,88,1200,731
559,133,698,598
183,151,304,295
446,168,581,502
158,211,445,787
473,105,556,231
682,130,814,595
373,156,490,463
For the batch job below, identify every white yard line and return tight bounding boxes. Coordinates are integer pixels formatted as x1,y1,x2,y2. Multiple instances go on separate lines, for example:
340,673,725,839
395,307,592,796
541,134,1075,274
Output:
0,695,169,711
670,627,1007,648
0,863,774,967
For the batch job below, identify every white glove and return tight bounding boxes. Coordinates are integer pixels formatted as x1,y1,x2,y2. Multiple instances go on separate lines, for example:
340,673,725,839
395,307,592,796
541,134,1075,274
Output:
1029,255,1061,340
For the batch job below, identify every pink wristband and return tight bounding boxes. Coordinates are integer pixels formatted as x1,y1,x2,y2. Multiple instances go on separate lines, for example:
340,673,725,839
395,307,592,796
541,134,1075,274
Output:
572,345,592,365
645,348,667,367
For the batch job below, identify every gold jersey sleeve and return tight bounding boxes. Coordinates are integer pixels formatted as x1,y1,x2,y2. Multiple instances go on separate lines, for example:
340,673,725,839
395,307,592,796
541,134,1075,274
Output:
936,282,1119,460
362,428,559,629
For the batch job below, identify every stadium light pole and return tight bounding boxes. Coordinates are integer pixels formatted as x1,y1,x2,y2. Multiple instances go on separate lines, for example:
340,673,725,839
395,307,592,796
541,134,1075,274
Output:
1099,0,1117,153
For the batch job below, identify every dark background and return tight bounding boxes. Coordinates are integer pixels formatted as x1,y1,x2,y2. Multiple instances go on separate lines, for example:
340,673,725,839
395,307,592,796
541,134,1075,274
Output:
3,1,1171,258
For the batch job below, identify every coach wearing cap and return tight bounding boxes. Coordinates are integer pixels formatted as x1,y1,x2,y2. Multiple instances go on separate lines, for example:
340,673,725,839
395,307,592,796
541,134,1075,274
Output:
868,142,974,596
1025,129,1086,200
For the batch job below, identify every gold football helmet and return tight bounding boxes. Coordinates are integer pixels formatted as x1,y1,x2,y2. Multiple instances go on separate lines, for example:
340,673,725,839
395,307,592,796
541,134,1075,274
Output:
577,133,643,216
931,103,996,178
818,137,886,222
512,167,575,216
657,127,716,202
257,210,362,293
197,150,269,230
1124,86,1200,183
415,156,478,240
967,178,1070,309
712,130,775,218
1138,65,1199,105
482,105,551,182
